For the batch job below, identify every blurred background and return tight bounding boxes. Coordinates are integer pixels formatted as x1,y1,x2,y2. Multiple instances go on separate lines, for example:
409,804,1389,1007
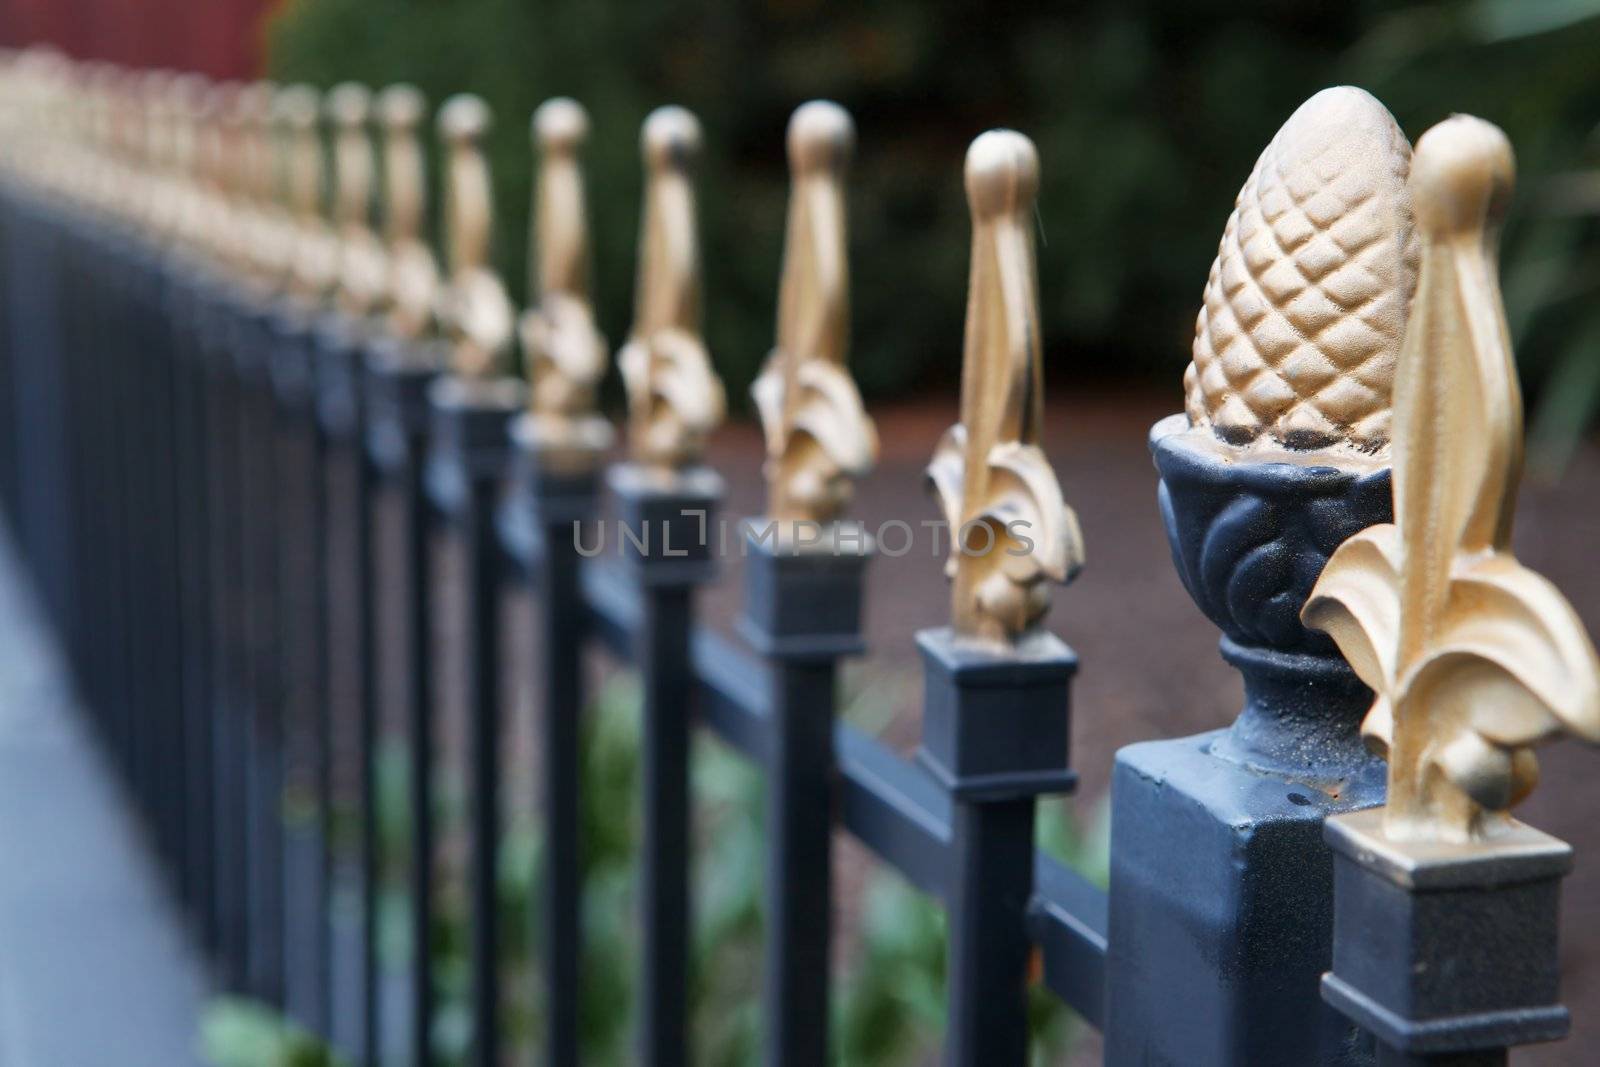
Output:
3,2,1600,1065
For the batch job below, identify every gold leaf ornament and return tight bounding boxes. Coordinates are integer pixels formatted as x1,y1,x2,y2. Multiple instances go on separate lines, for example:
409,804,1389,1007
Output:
751,100,877,525
1303,115,1600,844
927,131,1083,645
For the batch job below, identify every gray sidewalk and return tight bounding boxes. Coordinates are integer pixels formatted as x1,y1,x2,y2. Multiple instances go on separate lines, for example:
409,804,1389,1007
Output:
0,528,209,1067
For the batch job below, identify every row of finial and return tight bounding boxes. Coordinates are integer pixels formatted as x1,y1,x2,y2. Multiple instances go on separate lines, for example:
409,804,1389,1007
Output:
0,52,1072,650
2,54,1595,845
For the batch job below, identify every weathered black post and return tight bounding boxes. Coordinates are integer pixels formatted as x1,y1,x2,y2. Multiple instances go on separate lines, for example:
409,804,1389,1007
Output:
501,418,603,1067
919,129,1084,1066
1106,89,1399,1066
612,102,727,1067
614,464,722,1067
741,98,878,1067
424,375,522,1067
364,331,445,1062
741,530,869,1064
1307,115,1600,1067
498,94,613,1067
365,80,448,1066
237,291,289,1008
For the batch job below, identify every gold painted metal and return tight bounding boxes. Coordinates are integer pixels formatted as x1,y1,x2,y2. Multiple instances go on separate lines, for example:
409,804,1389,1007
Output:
1185,86,1418,454
751,101,876,525
517,98,612,465
927,131,1083,646
328,82,387,318
1303,116,1600,844
280,84,339,304
436,93,514,378
618,106,725,470
377,84,439,341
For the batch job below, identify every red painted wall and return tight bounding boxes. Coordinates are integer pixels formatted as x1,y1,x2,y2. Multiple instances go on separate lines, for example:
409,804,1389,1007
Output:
0,0,276,80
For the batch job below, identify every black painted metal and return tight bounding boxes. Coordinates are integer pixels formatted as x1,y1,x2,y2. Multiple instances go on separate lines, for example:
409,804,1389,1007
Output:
499,418,603,1067
610,463,722,1067
312,313,380,1064
423,376,522,1067
918,626,1077,1066
1322,816,1571,1064
738,534,870,1066
364,334,445,1066
1104,416,1393,1067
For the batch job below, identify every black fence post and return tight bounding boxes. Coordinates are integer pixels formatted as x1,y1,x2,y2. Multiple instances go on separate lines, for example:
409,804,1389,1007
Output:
1105,423,1392,1066
1321,810,1571,1067
364,334,446,1066
738,530,871,1066
268,303,336,1036
916,628,1077,1066
423,376,522,1067
313,312,379,1064
610,463,722,1067
236,295,289,1007
499,417,606,1067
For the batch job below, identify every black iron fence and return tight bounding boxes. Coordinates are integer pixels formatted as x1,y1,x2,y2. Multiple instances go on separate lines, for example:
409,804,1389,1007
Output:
0,62,1591,1067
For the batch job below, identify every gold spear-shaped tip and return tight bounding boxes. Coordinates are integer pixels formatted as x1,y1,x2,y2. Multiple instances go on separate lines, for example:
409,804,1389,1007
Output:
439,92,491,144
619,104,724,469
376,83,437,341
376,83,425,130
964,128,1039,221
327,81,372,127
752,98,875,526
642,105,702,170
1304,113,1600,844
436,92,513,377
520,94,610,463
534,96,588,153
787,99,853,173
928,129,1082,646
274,82,320,131
1410,115,1513,240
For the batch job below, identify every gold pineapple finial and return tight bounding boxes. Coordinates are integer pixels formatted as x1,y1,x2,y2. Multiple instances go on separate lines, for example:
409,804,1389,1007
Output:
752,100,877,525
237,82,289,289
927,131,1083,645
1303,116,1600,844
327,82,387,318
618,105,726,470
279,83,339,304
436,93,514,377
519,98,609,428
1185,87,1417,453
376,84,438,340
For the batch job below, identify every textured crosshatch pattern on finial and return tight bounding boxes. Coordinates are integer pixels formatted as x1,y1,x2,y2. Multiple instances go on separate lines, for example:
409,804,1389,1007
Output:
1185,87,1418,453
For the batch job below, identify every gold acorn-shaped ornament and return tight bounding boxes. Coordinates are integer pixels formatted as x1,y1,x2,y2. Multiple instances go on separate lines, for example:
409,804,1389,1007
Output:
1303,117,1600,844
1185,86,1417,453
927,131,1083,645
752,100,876,525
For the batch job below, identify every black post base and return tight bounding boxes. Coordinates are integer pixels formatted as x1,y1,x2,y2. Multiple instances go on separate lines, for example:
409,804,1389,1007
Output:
1323,809,1572,1060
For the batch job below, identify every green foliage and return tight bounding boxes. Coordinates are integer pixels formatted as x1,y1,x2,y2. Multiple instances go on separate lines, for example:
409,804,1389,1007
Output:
200,998,347,1067
265,1,1600,453
209,669,1108,1064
